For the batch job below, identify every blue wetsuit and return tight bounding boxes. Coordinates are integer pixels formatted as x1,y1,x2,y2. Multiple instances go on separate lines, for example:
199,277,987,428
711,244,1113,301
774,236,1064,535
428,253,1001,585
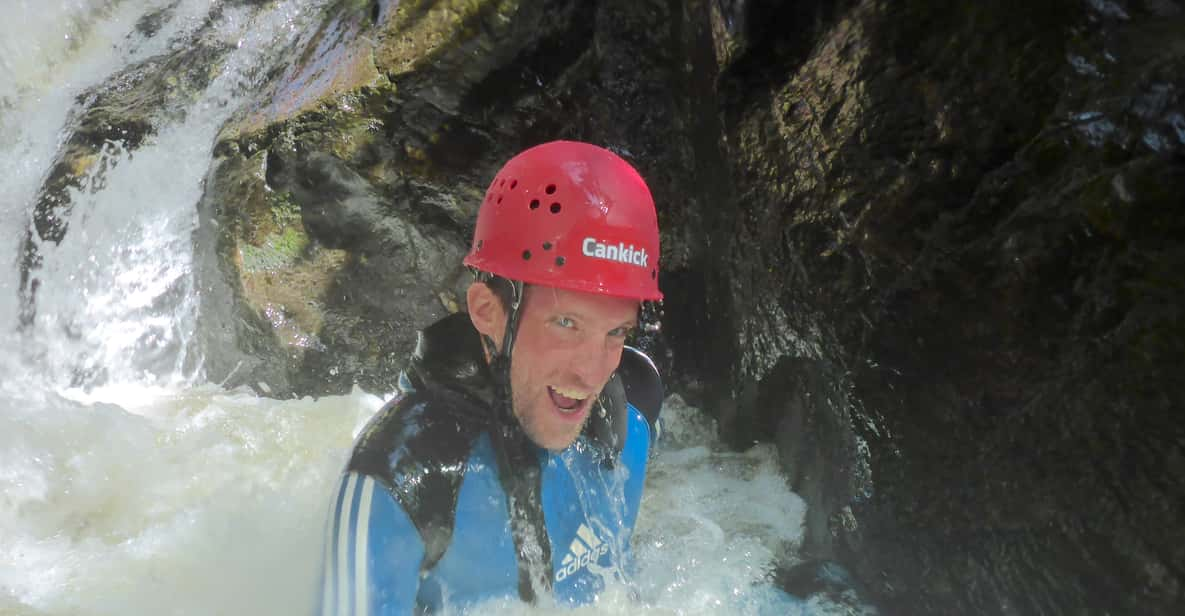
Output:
319,313,662,615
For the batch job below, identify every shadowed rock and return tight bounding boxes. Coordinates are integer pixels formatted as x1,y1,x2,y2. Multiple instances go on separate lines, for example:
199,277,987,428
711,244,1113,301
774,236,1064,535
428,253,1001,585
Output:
682,0,1185,613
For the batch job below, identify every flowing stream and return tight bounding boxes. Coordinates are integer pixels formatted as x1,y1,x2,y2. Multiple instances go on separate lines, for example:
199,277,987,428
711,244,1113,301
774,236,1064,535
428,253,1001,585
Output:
0,2,865,614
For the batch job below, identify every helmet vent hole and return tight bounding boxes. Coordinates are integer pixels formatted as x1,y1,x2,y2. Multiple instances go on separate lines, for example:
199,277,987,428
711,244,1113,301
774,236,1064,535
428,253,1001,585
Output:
477,240,484,249
522,250,532,260
651,269,657,279
529,199,540,210
542,241,552,250
545,184,557,194
556,257,566,266
550,202,562,214
497,195,503,204
510,179,518,189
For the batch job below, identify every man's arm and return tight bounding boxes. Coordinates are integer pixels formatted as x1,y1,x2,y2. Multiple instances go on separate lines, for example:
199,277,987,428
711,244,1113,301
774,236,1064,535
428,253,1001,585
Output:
320,471,425,616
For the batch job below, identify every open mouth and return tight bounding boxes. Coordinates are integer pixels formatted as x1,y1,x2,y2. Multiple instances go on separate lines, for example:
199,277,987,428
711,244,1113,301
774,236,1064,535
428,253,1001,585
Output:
547,386,589,414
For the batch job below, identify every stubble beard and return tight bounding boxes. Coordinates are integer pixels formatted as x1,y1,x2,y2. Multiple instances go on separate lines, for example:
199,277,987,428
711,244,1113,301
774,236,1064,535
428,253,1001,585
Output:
512,386,587,451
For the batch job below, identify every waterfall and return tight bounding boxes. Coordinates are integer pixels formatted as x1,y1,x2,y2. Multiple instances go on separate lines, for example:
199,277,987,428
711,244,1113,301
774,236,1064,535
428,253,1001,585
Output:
2,0,339,392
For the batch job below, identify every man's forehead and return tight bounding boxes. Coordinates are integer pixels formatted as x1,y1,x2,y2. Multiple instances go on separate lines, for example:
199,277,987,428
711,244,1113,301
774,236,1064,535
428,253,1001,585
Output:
526,285,639,320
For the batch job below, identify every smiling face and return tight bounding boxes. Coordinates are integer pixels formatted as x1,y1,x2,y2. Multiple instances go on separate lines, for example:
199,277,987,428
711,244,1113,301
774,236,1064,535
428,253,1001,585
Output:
467,282,639,451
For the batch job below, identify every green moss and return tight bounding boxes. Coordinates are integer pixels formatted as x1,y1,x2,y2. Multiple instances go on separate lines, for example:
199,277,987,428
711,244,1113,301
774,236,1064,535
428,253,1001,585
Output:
267,189,302,228
240,226,310,273
240,190,309,273
273,226,310,256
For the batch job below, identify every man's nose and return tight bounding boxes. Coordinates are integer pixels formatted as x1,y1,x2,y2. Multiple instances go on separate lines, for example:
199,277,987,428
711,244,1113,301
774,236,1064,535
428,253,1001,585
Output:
570,335,618,388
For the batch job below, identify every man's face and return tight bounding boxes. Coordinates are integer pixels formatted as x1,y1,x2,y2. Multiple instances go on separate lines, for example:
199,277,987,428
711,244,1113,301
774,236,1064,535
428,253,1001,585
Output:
485,285,639,451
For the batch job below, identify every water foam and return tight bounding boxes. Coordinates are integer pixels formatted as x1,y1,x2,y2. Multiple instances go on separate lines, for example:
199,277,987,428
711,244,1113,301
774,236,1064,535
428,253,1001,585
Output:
0,381,383,615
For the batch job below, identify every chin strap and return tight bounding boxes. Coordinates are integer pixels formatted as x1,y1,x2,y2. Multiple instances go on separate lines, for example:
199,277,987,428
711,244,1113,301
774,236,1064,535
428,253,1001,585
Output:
477,274,524,419
471,272,552,602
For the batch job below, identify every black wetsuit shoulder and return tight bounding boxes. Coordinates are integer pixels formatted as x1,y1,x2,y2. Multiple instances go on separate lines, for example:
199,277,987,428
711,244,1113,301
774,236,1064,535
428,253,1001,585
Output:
347,390,485,568
346,313,496,569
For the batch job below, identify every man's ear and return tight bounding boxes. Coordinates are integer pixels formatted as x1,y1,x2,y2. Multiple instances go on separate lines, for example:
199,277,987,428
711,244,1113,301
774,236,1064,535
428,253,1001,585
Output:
466,281,506,348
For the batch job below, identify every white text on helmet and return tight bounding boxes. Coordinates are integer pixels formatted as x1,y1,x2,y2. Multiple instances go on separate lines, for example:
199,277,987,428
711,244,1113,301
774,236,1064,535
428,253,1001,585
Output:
581,237,649,268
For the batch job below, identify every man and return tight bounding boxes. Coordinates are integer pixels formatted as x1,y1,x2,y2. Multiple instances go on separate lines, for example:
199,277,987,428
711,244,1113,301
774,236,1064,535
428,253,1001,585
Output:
319,141,665,614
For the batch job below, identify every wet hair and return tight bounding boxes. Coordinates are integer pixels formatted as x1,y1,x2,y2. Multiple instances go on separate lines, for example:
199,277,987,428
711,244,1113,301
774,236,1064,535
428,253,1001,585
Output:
481,274,521,312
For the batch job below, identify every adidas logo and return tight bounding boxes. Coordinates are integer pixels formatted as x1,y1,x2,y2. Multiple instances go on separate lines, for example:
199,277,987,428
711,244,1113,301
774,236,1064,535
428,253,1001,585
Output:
554,523,610,583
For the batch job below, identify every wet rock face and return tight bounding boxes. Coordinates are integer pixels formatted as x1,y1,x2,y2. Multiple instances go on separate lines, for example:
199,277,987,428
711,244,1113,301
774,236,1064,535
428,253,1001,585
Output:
191,0,1185,612
694,0,1185,613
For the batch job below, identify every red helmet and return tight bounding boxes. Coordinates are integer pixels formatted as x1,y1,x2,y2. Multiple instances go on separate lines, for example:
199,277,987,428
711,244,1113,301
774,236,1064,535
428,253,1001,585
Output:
463,141,662,300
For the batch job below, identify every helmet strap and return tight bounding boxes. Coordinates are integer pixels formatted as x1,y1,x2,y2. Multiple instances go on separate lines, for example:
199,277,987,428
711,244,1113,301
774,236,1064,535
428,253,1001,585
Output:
477,278,523,363
470,271,525,424
491,280,523,418
470,269,523,363
471,276,552,601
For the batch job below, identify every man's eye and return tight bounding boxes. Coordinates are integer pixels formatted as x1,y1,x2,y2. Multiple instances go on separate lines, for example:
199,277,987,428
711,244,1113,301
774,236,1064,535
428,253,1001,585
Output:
609,326,633,338
556,317,575,328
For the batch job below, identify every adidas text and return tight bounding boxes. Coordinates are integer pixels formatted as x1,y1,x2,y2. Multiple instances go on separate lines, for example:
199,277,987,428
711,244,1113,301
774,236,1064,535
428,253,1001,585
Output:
555,524,610,583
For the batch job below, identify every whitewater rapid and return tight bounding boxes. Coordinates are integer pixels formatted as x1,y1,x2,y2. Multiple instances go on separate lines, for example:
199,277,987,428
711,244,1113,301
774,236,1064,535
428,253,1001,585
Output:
1,375,813,615
0,2,856,615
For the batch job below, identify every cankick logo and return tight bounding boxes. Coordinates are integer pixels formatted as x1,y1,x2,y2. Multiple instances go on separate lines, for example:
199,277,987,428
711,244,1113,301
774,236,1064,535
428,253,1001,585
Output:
581,237,649,268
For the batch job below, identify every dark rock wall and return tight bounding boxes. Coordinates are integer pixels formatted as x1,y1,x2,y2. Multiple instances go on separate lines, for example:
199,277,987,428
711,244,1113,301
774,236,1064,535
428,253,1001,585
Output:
688,0,1185,614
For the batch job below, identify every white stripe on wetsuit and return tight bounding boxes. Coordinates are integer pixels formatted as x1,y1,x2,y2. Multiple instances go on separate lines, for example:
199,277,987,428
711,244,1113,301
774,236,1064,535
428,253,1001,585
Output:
336,473,357,616
321,473,379,616
354,476,375,616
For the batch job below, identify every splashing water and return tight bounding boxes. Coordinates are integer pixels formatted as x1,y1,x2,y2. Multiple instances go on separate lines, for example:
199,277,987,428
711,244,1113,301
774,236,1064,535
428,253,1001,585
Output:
0,2,870,615
0,380,380,616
